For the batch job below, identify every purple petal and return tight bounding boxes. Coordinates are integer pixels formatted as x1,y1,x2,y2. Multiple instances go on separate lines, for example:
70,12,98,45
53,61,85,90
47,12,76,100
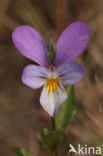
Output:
54,22,89,65
54,61,85,85
40,83,67,116
22,65,50,89
12,25,50,66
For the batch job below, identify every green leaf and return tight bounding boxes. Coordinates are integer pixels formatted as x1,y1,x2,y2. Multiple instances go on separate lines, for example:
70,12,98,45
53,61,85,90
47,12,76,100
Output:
55,85,75,130
45,130,62,150
38,129,62,154
48,34,55,61
48,45,55,62
37,130,51,155
11,146,32,156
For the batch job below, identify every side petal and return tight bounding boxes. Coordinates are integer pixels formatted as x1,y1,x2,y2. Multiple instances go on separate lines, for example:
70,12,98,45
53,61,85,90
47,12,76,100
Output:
22,65,50,89
40,83,67,116
12,25,50,66
54,61,85,85
54,21,89,65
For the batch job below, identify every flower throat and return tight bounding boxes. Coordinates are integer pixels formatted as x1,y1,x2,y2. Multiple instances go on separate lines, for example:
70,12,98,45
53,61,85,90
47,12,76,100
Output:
46,77,59,93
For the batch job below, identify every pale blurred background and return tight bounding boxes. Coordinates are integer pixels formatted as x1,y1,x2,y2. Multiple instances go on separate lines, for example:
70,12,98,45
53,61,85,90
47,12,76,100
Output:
0,0,103,155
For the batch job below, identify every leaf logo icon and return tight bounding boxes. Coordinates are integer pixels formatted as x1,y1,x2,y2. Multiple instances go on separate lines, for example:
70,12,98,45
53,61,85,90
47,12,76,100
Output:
68,144,78,154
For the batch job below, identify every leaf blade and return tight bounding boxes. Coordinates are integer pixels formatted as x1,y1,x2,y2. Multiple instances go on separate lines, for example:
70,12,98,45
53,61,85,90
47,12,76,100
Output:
55,85,75,130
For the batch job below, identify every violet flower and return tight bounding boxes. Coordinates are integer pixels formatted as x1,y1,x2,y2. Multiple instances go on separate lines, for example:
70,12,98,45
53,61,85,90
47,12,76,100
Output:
12,22,89,116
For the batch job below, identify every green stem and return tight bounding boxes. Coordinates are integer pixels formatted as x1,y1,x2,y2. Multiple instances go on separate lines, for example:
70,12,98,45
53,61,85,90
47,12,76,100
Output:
51,117,58,156
52,117,55,130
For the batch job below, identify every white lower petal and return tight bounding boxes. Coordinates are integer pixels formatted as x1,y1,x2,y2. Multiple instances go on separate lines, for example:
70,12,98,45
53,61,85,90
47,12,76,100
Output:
40,83,67,116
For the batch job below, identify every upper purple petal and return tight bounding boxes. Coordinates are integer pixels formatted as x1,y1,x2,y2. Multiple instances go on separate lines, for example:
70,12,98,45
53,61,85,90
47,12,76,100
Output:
53,21,90,65
12,25,50,66
54,61,85,85
22,65,50,89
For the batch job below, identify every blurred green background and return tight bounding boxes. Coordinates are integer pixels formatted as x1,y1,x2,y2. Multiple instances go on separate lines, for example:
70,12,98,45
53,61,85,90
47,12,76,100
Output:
0,0,103,155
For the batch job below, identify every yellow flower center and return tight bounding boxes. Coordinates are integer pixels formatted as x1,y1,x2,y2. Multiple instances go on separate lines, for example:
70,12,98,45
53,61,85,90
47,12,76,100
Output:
46,76,59,94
